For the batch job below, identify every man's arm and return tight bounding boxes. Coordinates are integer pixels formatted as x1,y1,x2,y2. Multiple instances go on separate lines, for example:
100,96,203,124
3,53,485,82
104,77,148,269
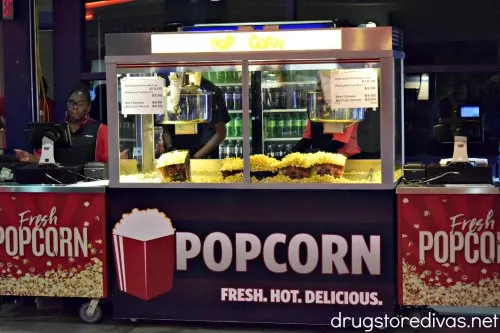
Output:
194,122,226,158
194,80,230,158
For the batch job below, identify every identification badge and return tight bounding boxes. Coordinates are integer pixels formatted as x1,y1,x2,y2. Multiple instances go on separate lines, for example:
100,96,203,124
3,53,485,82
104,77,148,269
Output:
323,123,344,134
175,124,198,135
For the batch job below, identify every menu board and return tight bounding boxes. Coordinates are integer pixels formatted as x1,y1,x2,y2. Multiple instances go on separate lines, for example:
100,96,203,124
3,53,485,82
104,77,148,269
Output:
120,76,165,115
330,68,379,108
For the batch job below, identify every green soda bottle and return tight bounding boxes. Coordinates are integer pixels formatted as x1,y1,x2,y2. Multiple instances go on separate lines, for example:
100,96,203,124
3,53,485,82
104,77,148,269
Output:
234,114,242,137
267,116,276,138
226,117,234,137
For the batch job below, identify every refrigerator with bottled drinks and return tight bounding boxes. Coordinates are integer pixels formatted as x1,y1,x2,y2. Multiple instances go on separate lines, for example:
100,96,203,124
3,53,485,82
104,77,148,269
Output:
210,69,316,160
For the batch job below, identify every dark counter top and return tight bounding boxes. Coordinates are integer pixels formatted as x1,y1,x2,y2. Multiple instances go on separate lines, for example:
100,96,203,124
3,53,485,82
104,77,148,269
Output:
396,183,498,195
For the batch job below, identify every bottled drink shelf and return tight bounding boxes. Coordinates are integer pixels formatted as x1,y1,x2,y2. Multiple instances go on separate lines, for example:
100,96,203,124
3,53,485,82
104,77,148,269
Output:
263,109,307,113
225,137,244,140
225,138,254,142
228,110,243,114
217,82,243,87
264,137,302,142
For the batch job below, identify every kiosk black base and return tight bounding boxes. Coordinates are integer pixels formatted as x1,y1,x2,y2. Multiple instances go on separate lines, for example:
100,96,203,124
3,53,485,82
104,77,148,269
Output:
426,163,492,184
107,187,396,325
15,165,83,184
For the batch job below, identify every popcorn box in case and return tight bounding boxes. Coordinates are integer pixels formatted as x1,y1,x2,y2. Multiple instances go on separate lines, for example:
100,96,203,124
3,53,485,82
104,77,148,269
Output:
157,150,191,182
113,209,175,301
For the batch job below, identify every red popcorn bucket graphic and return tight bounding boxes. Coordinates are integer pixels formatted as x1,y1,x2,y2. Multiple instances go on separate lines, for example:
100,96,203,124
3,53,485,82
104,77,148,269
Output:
112,209,176,301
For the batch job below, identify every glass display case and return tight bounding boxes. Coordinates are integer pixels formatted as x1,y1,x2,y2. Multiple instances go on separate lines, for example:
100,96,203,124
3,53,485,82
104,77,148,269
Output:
105,26,404,188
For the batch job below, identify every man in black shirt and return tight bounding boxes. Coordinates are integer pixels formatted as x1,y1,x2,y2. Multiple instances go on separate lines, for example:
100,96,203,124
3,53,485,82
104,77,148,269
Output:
161,76,230,159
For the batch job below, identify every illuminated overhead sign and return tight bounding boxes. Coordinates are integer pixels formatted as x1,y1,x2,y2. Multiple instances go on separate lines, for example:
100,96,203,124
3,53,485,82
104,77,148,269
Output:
151,30,342,54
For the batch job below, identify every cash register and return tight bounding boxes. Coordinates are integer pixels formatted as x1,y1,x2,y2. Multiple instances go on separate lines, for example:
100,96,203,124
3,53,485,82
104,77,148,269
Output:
405,105,493,184
15,123,84,184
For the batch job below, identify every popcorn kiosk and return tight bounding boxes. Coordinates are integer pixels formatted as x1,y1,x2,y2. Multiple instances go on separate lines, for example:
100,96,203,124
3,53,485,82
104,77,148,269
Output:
0,125,108,324
397,134,500,315
105,22,404,324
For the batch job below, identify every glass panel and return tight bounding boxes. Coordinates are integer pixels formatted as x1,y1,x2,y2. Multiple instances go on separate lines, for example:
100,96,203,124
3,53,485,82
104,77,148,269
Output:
249,61,382,184
115,63,244,184
394,59,403,181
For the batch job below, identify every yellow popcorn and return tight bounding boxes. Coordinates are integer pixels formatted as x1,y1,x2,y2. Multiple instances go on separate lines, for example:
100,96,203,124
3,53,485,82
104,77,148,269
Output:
252,174,297,183
402,260,500,306
250,155,279,172
220,157,244,172
251,174,374,184
309,152,347,166
157,150,189,167
279,153,312,169
222,173,243,183
120,159,138,175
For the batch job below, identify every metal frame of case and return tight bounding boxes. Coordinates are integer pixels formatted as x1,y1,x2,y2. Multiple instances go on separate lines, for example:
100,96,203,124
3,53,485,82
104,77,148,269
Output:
105,27,404,189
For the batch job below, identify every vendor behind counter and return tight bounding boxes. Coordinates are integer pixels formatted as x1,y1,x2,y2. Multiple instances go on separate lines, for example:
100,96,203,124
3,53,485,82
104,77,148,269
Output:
14,86,108,165
158,73,230,159
14,85,127,166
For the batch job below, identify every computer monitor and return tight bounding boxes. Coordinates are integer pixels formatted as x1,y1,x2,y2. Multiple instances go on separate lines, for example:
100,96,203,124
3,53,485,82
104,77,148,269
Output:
25,123,72,150
460,106,480,119
24,123,72,165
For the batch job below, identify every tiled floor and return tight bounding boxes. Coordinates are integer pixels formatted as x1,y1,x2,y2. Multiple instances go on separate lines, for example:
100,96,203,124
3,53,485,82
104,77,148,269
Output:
0,321,329,333
1,320,499,333
0,301,498,332
0,301,339,333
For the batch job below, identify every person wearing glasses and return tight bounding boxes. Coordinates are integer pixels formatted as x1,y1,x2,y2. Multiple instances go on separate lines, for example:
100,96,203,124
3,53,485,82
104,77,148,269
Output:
15,85,125,164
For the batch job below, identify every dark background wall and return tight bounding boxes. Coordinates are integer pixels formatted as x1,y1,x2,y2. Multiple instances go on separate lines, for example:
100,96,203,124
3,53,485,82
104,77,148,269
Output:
298,0,500,65
82,0,500,68
34,0,500,159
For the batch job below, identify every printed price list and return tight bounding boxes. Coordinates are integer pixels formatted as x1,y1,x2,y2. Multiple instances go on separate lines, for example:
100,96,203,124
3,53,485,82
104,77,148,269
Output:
120,77,165,115
330,68,379,108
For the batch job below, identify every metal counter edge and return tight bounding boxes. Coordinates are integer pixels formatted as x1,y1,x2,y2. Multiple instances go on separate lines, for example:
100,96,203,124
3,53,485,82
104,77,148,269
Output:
0,182,107,194
108,183,398,190
396,183,499,195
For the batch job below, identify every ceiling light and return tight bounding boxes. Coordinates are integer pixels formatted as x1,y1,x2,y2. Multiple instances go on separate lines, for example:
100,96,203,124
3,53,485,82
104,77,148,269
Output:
85,0,134,10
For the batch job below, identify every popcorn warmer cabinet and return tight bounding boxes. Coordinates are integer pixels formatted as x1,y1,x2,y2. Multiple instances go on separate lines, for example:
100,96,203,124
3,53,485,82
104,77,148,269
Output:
105,26,404,189
103,24,403,324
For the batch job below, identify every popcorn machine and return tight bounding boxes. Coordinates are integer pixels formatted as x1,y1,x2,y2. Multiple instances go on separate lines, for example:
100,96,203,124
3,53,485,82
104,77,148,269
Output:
105,22,404,188
104,22,405,325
